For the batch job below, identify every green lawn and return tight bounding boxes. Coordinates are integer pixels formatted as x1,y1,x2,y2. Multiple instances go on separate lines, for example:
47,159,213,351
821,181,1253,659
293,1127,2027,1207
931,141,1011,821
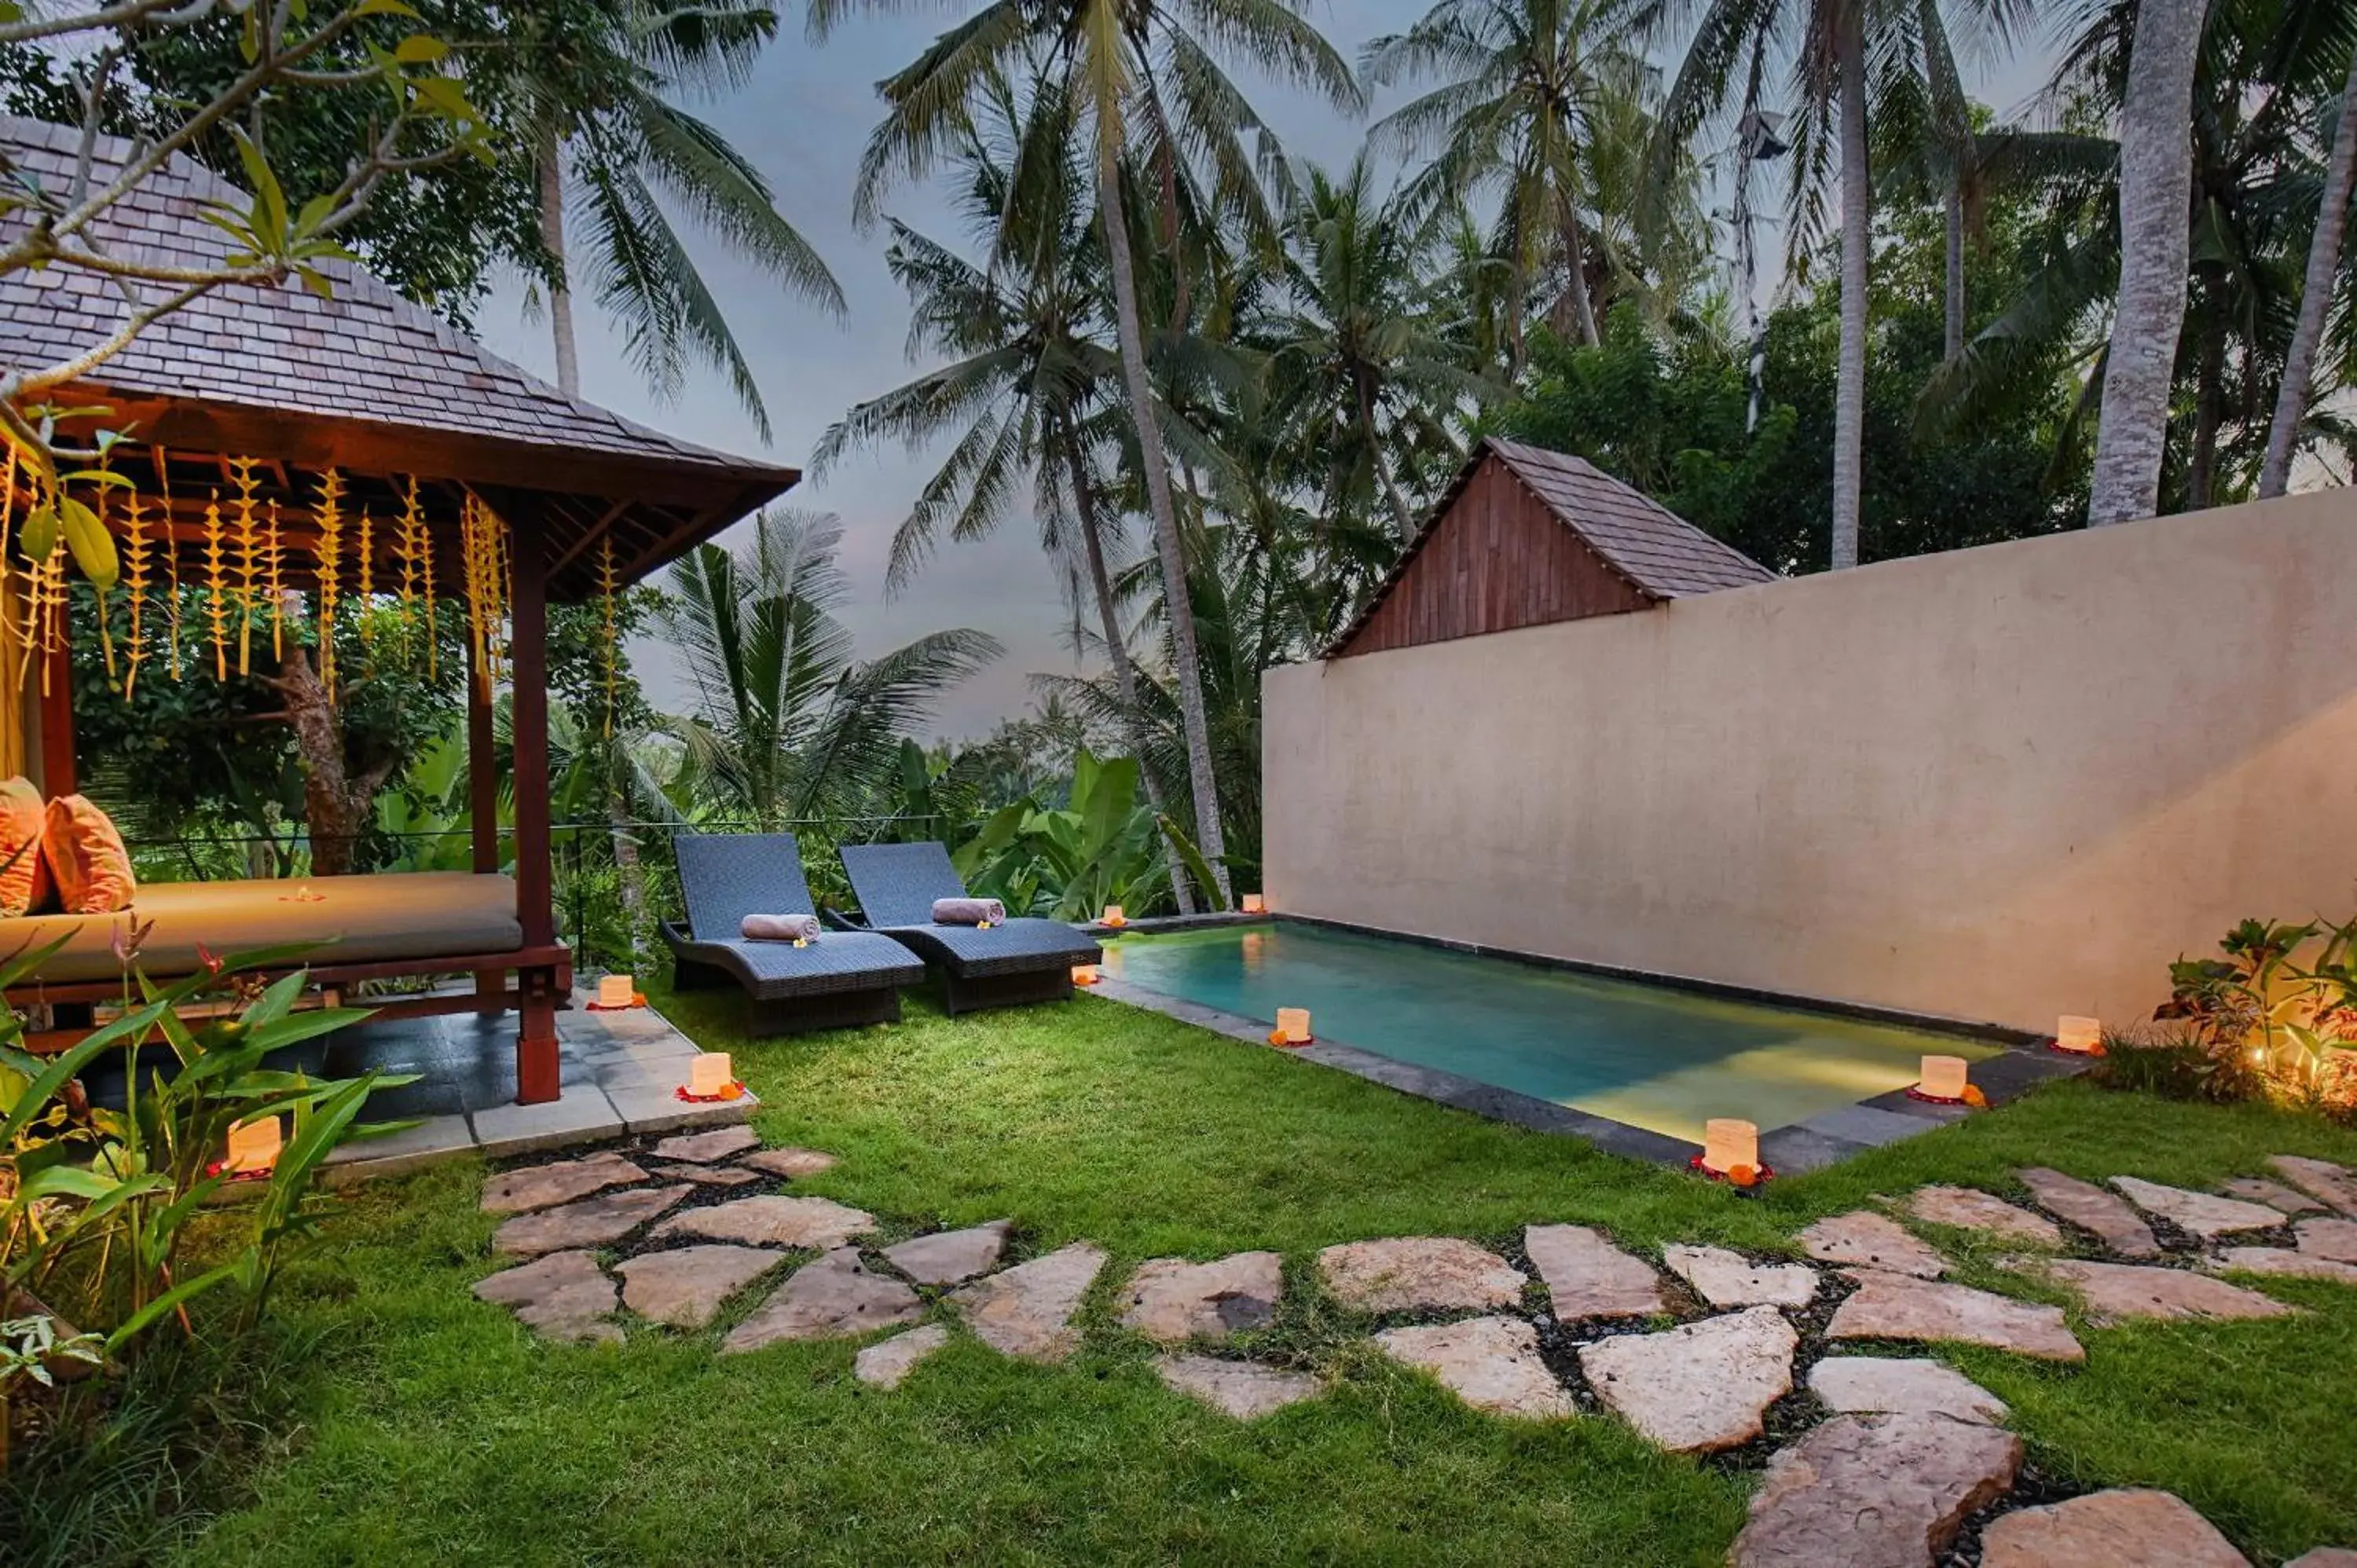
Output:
24,987,2357,1566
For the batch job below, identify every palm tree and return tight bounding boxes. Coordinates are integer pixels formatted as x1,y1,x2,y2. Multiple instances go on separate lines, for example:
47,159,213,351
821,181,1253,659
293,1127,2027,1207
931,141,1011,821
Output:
1364,0,1657,365
488,0,844,437
1260,156,1483,534
2087,0,2211,524
654,509,1001,826
814,0,1364,903
812,71,1202,909
2260,35,2357,497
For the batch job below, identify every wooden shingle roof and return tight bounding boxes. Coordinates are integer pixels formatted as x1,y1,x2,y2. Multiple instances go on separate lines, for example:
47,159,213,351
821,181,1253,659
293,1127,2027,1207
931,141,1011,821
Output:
0,116,798,599
1327,438,1776,656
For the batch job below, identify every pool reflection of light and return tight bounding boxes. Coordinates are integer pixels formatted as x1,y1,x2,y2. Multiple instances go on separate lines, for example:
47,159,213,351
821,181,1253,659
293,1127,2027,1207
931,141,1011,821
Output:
1241,930,1266,973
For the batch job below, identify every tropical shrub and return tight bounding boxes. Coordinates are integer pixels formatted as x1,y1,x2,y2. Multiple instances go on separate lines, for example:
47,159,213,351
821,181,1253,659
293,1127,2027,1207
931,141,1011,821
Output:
953,750,1219,921
2105,916,2357,1120
0,937,409,1469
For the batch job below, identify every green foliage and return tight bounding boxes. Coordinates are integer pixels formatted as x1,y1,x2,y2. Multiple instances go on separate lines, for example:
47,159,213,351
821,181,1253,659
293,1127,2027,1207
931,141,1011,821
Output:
2135,914,2357,1119
952,749,1211,919
0,946,411,1367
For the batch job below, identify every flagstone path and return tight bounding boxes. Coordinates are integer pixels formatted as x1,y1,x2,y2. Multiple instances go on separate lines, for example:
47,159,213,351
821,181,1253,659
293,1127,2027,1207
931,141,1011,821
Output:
469,1135,2357,1566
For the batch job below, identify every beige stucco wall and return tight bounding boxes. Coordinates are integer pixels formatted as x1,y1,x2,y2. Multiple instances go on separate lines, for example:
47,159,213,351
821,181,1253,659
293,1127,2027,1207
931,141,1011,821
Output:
1263,489,2357,1034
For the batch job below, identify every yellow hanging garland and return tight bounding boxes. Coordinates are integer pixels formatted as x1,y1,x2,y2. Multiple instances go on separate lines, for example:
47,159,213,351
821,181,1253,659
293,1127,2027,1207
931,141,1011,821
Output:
0,446,16,683
355,504,376,658
122,489,153,697
229,455,261,675
203,493,230,680
458,490,508,697
266,497,288,662
598,535,620,738
313,469,346,701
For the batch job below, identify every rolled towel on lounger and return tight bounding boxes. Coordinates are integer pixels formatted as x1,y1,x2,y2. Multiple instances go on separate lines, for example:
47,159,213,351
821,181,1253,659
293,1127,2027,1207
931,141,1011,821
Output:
741,912,821,942
930,896,1005,926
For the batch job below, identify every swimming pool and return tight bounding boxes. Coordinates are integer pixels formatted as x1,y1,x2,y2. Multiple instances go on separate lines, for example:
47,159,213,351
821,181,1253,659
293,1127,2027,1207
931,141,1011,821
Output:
1102,922,2000,1145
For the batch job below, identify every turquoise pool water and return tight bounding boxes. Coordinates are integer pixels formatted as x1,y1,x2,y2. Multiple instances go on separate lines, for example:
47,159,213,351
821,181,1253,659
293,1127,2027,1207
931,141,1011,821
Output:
1102,923,1998,1144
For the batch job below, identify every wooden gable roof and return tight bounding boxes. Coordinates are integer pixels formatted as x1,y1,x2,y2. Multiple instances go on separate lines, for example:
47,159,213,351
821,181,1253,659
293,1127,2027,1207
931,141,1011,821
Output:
1329,438,1776,658
0,116,797,600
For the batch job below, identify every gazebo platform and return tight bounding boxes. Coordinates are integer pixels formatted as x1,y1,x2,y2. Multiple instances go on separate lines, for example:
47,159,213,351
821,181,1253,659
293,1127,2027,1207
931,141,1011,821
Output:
280,992,753,1182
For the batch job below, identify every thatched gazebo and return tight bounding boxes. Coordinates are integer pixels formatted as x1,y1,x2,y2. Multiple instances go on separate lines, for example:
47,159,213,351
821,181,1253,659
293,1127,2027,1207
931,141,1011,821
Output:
0,117,797,1104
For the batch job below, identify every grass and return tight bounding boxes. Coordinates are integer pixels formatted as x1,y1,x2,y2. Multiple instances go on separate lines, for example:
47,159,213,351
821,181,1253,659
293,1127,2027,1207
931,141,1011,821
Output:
15,985,2357,1566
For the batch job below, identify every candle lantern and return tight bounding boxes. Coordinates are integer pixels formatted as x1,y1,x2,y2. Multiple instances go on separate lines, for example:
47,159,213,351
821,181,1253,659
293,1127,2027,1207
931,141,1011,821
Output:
597,973,636,1009
1701,1118,1758,1176
687,1052,736,1098
1101,904,1127,929
1241,893,1266,915
1918,1054,1970,1101
1072,963,1099,987
1274,1007,1312,1046
225,1114,283,1175
2055,1015,2102,1054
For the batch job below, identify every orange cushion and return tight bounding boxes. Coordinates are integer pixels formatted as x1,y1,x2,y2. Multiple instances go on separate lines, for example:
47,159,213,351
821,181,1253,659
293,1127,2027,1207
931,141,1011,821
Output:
42,794,136,915
0,776,49,917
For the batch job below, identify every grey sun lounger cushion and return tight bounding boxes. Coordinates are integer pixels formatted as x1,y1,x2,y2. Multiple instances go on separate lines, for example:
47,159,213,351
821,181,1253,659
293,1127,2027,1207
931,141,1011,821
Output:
665,833,925,1001
837,841,1102,979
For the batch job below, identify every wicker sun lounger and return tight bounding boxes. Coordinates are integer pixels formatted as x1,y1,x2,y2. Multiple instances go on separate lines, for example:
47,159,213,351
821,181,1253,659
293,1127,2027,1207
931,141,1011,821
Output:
662,833,926,1036
836,841,1102,1016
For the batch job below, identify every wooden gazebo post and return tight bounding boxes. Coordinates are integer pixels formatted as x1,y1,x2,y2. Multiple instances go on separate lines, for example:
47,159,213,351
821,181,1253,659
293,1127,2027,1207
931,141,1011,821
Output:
506,500,560,1104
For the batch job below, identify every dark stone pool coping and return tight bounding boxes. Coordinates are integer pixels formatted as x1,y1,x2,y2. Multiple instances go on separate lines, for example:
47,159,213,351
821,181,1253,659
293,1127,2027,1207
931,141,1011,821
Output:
1085,922,2091,1174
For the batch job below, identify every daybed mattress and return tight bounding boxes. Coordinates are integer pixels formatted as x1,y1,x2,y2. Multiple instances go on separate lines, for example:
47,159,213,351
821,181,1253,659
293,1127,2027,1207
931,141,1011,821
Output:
2,872,525,984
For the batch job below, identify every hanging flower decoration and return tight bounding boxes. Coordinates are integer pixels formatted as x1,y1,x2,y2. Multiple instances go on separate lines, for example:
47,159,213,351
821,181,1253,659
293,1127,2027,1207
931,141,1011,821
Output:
229,455,262,675
598,533,621,738
458,489,508,697
121,489,153,696
312,468,346,700
266,497,288,662
203,492,231,680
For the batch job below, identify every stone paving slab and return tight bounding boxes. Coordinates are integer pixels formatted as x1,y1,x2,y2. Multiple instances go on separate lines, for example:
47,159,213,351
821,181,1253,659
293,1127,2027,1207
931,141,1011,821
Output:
1318,1236,1527,1315
650,1125,761,1164
949,1243,1108,1364
740,1147,841,1180
616,1244,784,1328
473,1250,622,1345
882,1221,1012,1286
1374,1315,1572,1420
1156,1354,1322,1420
1806,1356,2007,1425
856,1324,952,1389
1661,1245,1817,1309
653,1194,877,1250
480,1152,647,1214
2288,1550,2357,1567
2270,1156,2357,1216
1903,1186,2064,1247
2108,1177,2285,1240
1732,1412,2022,1568
1120,1252,1283,1343
2015,1167,2159,1257
1527,1225,1666,1319
1578,1305,1797,1453
604,1081,760,1138
1798,1104,1941,1149
492,1184,690,1258
471,1088,630,1160
2211,1247,2357,1286
321,1112,478,1185
2297,1217,2357,1262
723,1248,924,1352
1798,1212,1946,1277
1978,1488,2251,1567
1827,1271,2084,1361
651,1163,759,1188
2221,1177,2328,1215
2010,1258,2295,1326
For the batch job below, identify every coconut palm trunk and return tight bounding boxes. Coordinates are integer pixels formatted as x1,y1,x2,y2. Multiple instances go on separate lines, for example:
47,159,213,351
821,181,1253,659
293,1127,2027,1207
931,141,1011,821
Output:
2088,0,2209,526
1831,0,1870,570
539,126,581,398
1556,203,1602,346
2260,39,2357,498
1094,137,1231,904
1061,417,1200,914
1944,181,1965,360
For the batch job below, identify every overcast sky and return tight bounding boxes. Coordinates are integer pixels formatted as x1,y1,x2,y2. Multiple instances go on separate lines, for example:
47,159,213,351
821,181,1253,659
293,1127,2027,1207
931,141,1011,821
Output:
469,2,2057,740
